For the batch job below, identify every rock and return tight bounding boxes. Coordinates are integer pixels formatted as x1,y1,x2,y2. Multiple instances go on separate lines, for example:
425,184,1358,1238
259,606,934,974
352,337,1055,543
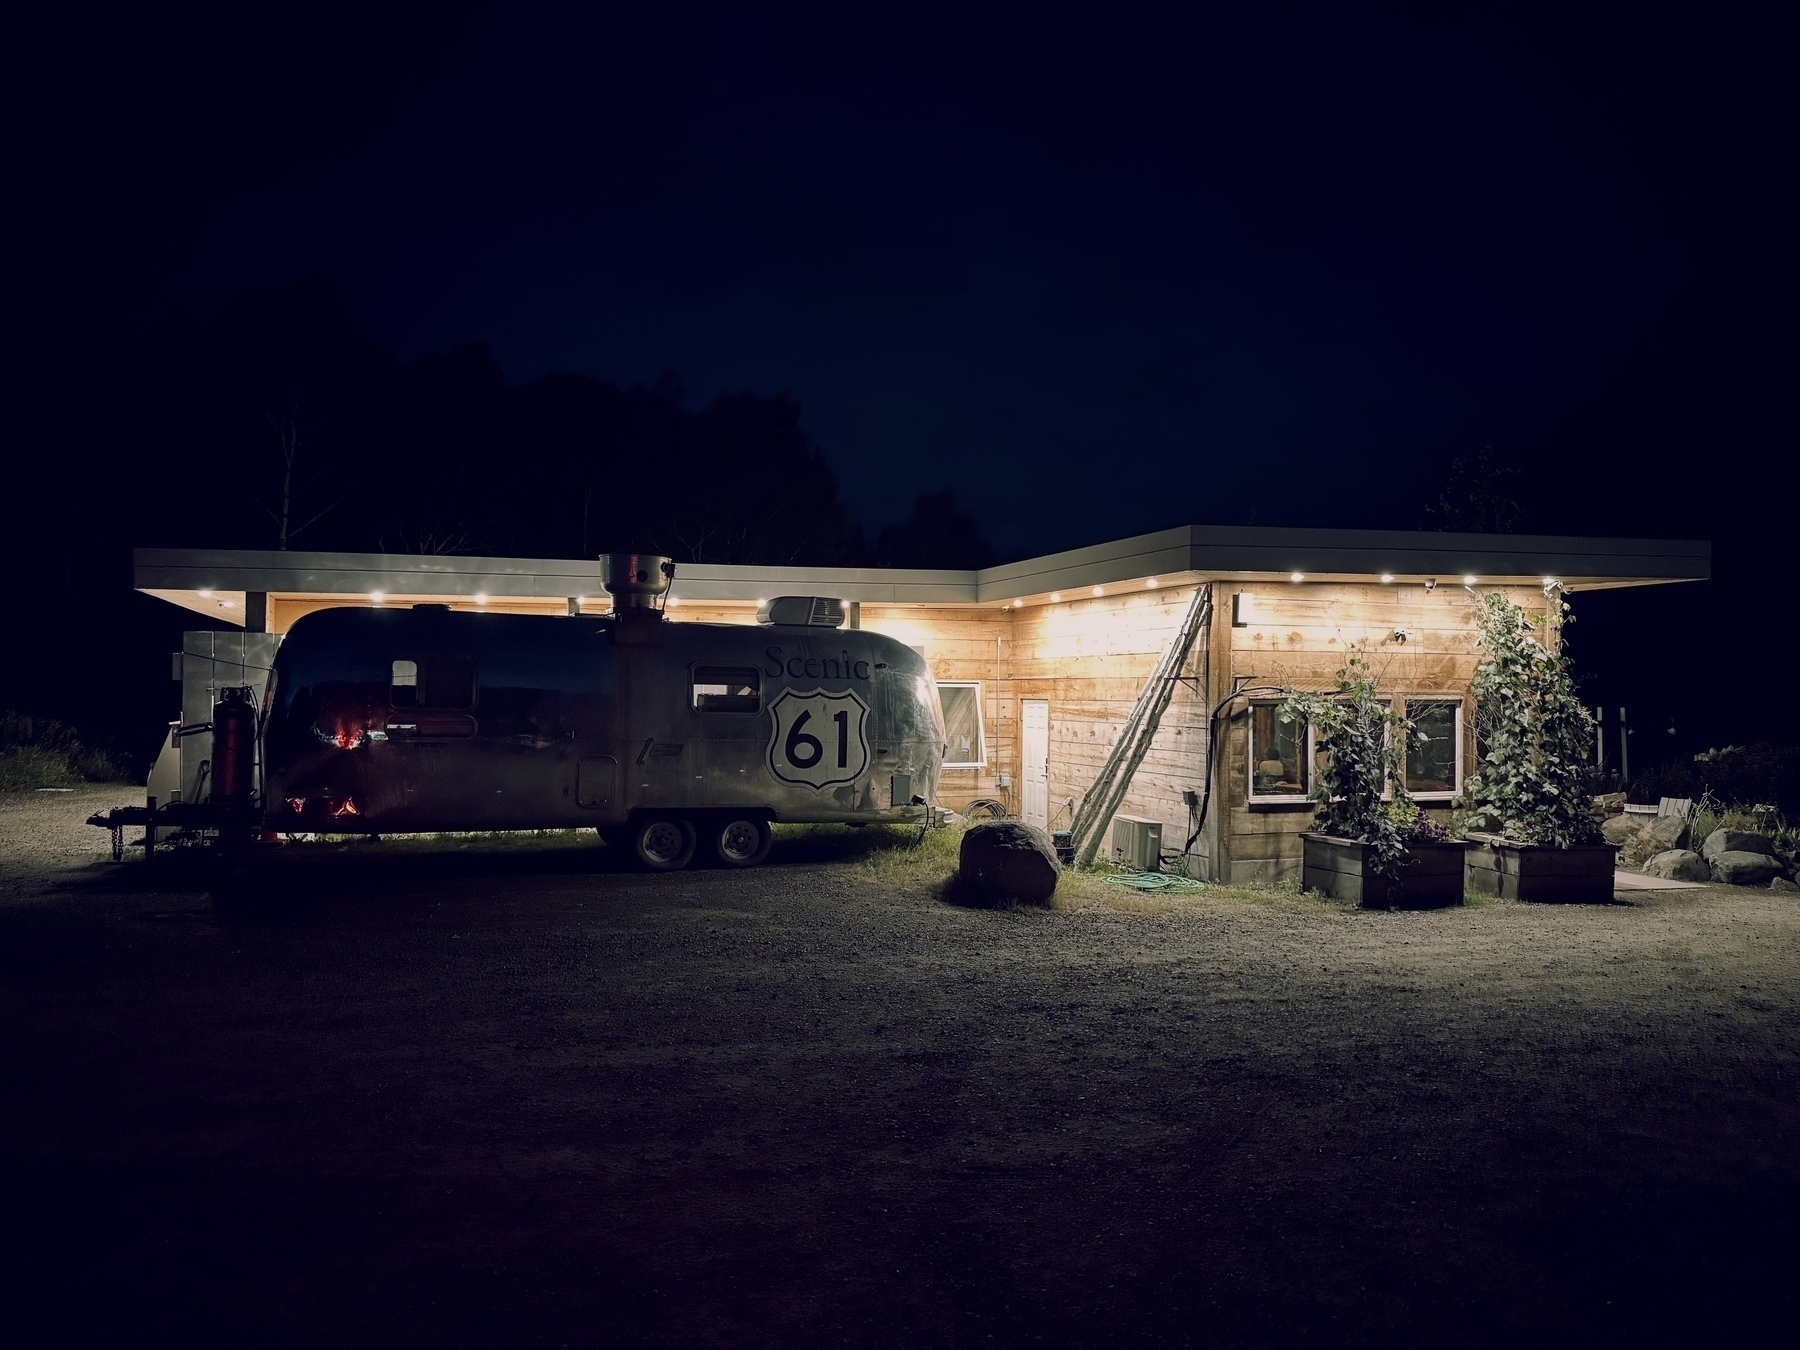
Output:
1770,876,1800,893
1617,828,1664,868
1702,828,1774,860
1644,814,1690,850
957,820,1061,903
1709,851,1784,886
1600,814,1638,845
1645,849,1710,882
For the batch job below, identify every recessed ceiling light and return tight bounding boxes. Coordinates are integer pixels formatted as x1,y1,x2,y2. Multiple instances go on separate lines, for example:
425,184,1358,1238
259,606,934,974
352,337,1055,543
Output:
1049,592,1061,603
1379,573,1394,584
1146,577,1158,589
1462,575,1477,587
198,588,213,599
667,595,679,607
1092,585,1104,596
474,592,488,605
1290,572,1304,583
369,591,385,604
221,600,234,608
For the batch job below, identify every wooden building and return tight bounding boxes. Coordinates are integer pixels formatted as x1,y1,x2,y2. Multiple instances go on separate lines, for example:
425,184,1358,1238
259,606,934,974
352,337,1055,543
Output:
136,525,1707,883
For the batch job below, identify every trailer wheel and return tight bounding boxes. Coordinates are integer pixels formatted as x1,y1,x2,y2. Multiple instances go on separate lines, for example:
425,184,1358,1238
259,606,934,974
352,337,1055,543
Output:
633,816,696,871
712,816,772,868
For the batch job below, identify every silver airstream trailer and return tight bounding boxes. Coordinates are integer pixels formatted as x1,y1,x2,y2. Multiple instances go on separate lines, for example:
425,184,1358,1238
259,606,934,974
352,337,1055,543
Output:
257,556,946,869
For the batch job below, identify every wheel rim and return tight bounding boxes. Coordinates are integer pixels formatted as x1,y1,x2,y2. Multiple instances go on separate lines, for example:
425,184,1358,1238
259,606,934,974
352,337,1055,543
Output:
641,821,685,863
719,820,762,862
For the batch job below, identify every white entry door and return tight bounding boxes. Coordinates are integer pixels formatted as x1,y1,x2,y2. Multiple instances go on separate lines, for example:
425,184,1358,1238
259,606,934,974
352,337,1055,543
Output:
1021,700,1049,830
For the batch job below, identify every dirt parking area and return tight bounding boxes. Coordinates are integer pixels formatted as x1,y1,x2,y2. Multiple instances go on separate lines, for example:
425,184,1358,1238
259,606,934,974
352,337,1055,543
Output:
3,786,1798,1347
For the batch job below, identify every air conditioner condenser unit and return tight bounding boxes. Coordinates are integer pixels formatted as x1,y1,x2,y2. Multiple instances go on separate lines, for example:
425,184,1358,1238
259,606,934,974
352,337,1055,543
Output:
1111,815,1163,871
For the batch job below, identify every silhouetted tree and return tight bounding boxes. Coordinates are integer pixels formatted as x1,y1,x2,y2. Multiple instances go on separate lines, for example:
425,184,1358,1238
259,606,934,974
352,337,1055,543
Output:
875,492,995,569
1426,445,1520,533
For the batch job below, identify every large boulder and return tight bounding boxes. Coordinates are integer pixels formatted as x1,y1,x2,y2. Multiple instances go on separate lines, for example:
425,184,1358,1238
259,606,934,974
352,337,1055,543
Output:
1600,814,1638,845
1644,814,1690,850
1617,829,1661,868
1771,876,1800,893
1702,828,1774,860
958,821,1061,903
1709,851,1784,886
1645,849,1710,882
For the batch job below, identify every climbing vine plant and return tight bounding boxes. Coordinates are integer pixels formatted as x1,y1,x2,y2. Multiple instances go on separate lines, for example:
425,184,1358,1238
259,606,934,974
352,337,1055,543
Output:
1279,655,1411,878
1462,591,1600,848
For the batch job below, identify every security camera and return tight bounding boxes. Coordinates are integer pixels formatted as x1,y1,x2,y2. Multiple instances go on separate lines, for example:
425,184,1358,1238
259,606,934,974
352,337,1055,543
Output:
1424,578,1437,592
1392,628,1410,644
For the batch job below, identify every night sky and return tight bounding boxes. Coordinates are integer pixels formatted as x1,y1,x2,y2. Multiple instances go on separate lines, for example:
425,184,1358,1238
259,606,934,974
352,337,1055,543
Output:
7,5,1794,754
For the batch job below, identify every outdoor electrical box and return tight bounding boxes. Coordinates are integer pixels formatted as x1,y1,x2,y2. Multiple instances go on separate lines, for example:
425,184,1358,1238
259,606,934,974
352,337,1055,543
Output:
1111,815,1163,871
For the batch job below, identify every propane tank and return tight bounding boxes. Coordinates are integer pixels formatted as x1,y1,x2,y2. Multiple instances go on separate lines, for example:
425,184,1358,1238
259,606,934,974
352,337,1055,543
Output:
210,687,257,808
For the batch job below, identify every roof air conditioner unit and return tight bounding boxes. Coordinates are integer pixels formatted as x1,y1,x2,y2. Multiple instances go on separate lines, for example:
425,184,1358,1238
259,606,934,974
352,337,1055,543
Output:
757,596,846,628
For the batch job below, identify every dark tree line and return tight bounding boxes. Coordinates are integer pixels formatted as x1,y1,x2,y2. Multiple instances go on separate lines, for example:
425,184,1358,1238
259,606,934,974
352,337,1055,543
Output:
190,280,987,569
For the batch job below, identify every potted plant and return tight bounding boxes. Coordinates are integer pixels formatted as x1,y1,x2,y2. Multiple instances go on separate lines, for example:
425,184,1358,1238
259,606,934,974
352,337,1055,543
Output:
1461,592,1615,901
1281,657,1471,909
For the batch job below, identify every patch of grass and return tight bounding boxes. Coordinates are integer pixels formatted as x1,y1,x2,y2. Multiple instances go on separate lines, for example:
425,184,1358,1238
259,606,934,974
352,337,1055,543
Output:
775,820,1362,916
0,712,131,792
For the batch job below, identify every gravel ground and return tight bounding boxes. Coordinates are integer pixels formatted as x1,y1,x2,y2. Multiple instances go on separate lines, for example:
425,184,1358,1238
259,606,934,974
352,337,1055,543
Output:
3,785,1798,1348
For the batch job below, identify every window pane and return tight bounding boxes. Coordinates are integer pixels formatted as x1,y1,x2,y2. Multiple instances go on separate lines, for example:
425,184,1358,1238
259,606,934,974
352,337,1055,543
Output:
391,659,418,708
1406,701,1458,793
939,684,983,766
693,666,761,713
425,655,474,710
1251,705,1308,797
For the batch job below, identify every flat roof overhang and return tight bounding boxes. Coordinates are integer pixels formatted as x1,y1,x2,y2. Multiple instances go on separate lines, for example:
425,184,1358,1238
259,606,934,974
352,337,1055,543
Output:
135,525,1710,626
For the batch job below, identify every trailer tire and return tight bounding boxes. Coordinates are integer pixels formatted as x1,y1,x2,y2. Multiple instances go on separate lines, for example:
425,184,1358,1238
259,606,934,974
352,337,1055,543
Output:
633,816,696,871
711,816,772,868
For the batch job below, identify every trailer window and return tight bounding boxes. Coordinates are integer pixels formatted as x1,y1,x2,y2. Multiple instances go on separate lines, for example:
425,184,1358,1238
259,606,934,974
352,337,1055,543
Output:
393,656,474,709
391,659,419,708
424,655,474,709
937,682,985,768
693,666,760,713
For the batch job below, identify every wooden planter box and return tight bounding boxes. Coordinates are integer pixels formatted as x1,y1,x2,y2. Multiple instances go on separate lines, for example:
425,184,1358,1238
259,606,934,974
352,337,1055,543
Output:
1464,837,1619,903
1302,833,1472,909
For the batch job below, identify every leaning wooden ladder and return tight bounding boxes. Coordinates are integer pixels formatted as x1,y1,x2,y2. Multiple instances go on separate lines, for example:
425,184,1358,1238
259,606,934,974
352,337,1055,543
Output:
1067,582,1214,868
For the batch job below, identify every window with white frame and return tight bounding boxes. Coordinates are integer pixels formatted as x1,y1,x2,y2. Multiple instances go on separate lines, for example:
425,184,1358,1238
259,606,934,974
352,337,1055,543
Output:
1404,699,1463,798
1248,703,1312,802
937,682,986,768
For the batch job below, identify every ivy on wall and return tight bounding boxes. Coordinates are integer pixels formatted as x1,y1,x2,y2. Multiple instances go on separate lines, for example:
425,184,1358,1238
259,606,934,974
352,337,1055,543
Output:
1463,592,1601,848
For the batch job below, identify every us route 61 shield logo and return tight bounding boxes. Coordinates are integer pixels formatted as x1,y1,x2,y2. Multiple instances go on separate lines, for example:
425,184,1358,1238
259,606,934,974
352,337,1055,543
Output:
767,687,870,790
